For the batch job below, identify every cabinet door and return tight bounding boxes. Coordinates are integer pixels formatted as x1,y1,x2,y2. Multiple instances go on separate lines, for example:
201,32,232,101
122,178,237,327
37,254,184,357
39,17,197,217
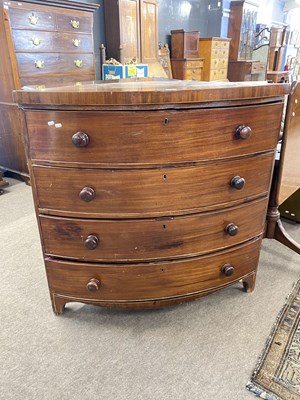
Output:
120,0,140,63
140,0,158,63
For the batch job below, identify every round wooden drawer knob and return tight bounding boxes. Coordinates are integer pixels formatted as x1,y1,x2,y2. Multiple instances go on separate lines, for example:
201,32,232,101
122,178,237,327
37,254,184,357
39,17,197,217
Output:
225,223,239,236
86,278,101,292
84,235,99,250
79,187,95,202
72,131,90,147
230,176,245,190
221,264,235,277
235,125,252,139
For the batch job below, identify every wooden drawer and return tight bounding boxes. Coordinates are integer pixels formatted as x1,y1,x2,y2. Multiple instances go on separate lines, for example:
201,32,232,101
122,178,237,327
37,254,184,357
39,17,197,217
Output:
251,62,266,74
8,7,56,30
56,12,92,33
212,49,228,59
211,40,230,50
40,197,267,262
25,103,283,166
184,68,202,80
12,30,93,52
33,153,274,218
209,68,228,81
16,53,94,75
45,238,261,302
211,58,228,69
185,60,204,68
20,74,95,88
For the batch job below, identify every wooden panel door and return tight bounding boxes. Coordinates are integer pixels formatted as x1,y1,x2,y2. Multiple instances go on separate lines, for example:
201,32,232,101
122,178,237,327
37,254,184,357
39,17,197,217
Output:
120,0,140,62
140,0,158,63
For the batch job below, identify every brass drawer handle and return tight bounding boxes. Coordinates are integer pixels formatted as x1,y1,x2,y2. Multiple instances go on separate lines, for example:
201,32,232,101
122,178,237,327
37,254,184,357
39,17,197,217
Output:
230,176,245,190
74,59,83,68
221,264,235,277
225,223,239,236
72,131,89,147
70,19,80,29
235,124,252,139
86,278,101,292
34,60,45,69
72,38,81,47
28,14,39,25
79,187,95,202
31,37,41,46
84,235,99,250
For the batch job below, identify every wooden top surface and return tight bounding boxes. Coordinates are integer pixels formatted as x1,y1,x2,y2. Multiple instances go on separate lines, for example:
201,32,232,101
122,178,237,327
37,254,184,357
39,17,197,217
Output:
14,78,290,107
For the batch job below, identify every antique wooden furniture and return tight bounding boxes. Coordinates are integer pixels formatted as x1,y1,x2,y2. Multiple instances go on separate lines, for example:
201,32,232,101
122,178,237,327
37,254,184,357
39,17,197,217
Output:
267,71,289,83
227,0,265,81
266,80,300,252
14,79,289,315
103,0,158,64
171,58,204,81
0,0,98,180
198,38,231,81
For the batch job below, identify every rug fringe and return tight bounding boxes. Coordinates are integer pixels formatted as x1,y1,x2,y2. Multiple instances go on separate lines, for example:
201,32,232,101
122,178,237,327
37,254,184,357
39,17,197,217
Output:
246,381,282,400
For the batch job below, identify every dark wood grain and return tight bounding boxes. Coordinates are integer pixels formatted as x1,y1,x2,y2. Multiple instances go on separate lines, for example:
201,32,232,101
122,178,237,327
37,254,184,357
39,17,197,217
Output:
33,153,274,218
40,197,268,262
45,238,261,302
25,103,282,167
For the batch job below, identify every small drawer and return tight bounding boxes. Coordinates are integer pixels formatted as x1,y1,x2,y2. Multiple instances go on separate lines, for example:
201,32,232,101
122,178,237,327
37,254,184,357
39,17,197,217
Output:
184,68,202,80
56,12,92,33
20,74,95,88
209,68,228,80
40,197,267,262
17,53,95,75
45,238,261,302
12,30,93,52
212,58,228,69
33,153,274,218
8,7,56,30
185,60,204,68
212,49,228,59
251,62,266,74
25,102,283,166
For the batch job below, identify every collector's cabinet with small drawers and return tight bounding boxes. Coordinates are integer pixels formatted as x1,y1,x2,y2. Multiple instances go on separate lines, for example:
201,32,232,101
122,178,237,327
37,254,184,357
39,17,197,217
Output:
14,79,289,315
0,0,98,179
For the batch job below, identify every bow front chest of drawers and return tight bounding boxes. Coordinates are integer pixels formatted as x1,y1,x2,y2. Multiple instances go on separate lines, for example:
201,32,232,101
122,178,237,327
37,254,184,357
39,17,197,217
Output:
14,79,289,315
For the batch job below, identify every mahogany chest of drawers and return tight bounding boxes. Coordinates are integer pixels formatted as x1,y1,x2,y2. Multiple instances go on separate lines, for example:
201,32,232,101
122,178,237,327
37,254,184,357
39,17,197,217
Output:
171,58,204,80
0,0,98,179
14,79,289,315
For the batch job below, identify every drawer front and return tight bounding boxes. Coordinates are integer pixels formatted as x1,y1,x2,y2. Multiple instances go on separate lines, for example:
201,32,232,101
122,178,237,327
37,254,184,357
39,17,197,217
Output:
40,197,267,262
185,60,204,68
33,153,274,217
20,74,95,88
17,53,94,75
12,30,93,52
184,68,202,80
209,68,228,80
45,238,261,301
212,49,228,59
56,13,92,33
211,58,228,69
251,62,266,74
25,103,283,166
8,7,56,30
212,40,230,50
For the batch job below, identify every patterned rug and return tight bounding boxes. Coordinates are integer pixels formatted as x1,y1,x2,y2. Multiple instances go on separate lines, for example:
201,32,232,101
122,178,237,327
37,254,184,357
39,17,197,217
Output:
246,280,300,400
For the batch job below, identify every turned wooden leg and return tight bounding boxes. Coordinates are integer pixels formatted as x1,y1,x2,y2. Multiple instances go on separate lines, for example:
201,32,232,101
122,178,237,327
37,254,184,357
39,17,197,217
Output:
242,273,256,293
51,294,66,315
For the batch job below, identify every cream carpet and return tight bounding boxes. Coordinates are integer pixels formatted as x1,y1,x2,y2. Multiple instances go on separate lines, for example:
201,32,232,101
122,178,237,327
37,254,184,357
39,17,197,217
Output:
1,178,299,400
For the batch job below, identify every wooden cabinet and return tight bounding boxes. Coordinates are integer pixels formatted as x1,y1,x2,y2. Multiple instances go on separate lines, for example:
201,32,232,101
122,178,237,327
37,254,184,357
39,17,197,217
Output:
104,0,158,64
227,0,264,81
171,58,203,80
0,0,98,179
171,29,200,59
199,38,230,81
14,79,289,315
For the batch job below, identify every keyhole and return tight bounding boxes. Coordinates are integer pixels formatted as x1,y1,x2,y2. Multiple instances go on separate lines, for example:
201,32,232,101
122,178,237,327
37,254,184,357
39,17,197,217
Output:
164,118,169,125
163,174,167,180
163,224,167,229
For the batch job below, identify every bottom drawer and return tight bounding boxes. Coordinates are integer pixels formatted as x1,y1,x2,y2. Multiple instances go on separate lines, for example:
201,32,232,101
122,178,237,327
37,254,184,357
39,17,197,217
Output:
46,238,261,302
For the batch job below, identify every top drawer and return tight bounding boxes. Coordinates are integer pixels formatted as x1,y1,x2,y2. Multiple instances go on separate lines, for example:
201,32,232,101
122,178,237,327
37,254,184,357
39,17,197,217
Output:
56,12,92,33
25,103,283,167
8,7,56,30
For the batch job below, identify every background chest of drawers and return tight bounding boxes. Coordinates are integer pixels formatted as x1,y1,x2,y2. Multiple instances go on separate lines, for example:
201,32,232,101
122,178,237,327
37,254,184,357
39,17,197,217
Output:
14,79,289,315
170,58,204,80
0,0,98,180
198,37,230,81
